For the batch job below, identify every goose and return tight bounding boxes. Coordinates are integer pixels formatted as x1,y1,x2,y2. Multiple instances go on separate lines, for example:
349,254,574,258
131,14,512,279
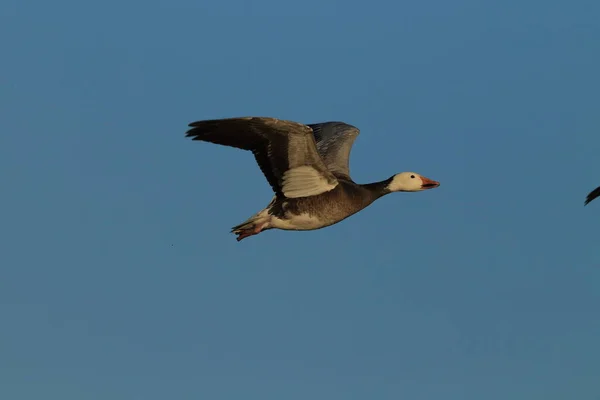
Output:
185,117,440,241
585,186,600,206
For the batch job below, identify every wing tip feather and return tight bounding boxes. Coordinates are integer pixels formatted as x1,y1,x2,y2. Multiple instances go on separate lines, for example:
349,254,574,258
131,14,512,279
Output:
584,186,600,206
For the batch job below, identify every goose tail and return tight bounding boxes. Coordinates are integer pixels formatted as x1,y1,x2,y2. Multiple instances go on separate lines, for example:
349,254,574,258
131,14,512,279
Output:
231,209,272,241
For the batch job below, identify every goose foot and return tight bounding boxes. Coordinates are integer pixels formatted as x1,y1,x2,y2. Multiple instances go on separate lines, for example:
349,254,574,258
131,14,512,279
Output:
235,230,258,241
234,223,267,242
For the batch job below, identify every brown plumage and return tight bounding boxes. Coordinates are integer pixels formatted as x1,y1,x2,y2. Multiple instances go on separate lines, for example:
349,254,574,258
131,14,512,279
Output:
186,117,440,241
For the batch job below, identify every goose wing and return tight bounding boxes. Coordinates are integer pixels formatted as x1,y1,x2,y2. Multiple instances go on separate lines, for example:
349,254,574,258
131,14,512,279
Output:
186,117,339,198
308,122,360,180
585,186,600,206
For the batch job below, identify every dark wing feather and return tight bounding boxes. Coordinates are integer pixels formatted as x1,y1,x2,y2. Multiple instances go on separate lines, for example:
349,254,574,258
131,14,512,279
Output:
186,117,337,197
585,186,600,206
308,122,360,180
186,117,280,193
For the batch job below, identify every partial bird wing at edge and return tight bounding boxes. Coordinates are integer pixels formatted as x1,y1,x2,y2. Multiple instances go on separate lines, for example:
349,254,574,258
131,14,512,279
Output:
585,186,600,206
308,122,360,180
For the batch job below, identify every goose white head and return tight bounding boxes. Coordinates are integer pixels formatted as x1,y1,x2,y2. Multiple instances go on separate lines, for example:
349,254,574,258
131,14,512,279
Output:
387,172,440,192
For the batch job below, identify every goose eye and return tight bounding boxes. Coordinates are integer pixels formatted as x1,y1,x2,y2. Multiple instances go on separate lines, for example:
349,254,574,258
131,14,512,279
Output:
410,175,415,179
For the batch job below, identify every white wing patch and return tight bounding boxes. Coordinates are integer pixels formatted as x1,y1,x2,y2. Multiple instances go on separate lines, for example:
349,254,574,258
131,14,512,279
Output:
281,165,338,198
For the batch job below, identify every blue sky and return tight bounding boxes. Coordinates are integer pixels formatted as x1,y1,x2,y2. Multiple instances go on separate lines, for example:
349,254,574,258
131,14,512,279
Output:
2,0,599,399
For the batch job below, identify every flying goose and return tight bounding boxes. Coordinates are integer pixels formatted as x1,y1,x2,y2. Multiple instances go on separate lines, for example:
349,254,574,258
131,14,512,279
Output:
585,186,600,206
186,117,440,241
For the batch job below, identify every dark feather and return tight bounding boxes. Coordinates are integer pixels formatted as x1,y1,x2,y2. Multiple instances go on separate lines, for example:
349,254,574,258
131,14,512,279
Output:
585,186,600,206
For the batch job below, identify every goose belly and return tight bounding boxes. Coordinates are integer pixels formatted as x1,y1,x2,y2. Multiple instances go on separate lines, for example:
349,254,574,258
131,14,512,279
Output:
270,212,335,231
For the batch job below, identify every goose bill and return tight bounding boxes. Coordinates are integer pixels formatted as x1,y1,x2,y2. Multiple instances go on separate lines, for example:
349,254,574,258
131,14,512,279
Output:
420,176,440,189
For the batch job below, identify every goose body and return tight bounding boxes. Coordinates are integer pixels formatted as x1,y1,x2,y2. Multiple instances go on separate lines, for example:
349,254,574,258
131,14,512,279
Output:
186,117,440,241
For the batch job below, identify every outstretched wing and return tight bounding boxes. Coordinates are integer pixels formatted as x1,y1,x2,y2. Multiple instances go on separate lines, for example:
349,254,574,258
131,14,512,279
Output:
308,122,360,180
585,186,600,206
186,117,339,198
